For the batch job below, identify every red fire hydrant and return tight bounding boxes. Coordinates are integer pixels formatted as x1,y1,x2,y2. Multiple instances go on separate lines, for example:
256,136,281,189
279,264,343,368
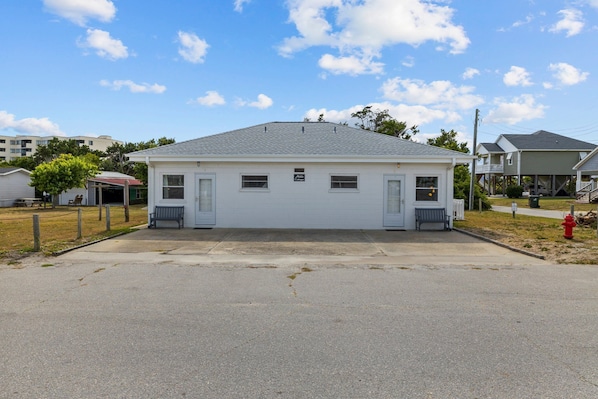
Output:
561,214,576,239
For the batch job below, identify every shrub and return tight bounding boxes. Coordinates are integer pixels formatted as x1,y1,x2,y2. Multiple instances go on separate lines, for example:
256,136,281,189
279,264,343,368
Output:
506,185,524,198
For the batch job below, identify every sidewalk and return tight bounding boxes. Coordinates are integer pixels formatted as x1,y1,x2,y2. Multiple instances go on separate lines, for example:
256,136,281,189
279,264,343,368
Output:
491,205,570,220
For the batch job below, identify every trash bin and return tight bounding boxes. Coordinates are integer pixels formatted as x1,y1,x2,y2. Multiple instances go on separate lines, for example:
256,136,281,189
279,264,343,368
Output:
528,195,540,208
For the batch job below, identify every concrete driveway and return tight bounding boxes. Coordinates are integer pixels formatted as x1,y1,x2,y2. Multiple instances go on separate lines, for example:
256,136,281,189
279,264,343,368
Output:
58,228,547,267
3,229,598,398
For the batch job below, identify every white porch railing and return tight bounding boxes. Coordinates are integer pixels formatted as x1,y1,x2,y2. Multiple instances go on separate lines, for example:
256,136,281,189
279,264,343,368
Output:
476,164,504,174
453,199,465,220
576,180,597,202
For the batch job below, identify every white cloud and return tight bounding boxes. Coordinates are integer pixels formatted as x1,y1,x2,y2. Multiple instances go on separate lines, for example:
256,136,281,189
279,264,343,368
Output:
79,28,128,60
43,0,116,26
548,62,589,85
380,77,484,110
550,9,584,37
512,14,534,28
0,110,65,136
318,54,384,75
462,67,480,80
234,0,251,12
588,0,598,8
177,31,209,64
249,94,273,109
308,77,484,132
189,91,226,106
278,0,470,75
237,94,273,109
503,66,533,87
485,95,547,125
401,56,415,68
100,80,166,94
304,102,457,132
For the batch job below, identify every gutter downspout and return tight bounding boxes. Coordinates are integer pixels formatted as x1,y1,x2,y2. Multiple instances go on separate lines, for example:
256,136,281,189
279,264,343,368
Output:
447,158,456,227
146,156,154,225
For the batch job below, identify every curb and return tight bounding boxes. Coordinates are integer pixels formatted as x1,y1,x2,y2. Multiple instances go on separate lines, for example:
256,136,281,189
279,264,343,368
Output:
453,228,546,260
52,228,141,256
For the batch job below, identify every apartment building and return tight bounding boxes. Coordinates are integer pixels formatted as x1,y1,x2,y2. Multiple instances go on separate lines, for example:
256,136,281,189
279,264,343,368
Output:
0,134,122,162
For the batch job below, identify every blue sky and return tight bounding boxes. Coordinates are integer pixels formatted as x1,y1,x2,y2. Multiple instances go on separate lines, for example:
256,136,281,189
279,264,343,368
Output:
1,0,597,149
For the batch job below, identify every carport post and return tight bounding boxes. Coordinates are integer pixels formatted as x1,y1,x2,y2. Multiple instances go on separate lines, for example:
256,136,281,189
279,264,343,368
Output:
124,180,130,222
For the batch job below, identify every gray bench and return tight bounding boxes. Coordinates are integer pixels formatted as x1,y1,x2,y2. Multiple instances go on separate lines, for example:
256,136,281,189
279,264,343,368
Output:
149,206,184,229
415,208,451,231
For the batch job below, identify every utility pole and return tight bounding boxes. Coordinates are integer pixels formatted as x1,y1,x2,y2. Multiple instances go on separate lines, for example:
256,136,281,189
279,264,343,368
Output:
469,108,479,211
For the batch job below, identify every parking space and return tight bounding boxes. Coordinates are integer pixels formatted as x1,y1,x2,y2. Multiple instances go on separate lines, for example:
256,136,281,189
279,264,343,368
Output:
59,228,547,267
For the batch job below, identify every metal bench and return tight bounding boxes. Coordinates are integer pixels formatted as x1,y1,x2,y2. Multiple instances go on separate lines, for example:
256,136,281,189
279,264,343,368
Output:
149,206,185,229
415,208,451,231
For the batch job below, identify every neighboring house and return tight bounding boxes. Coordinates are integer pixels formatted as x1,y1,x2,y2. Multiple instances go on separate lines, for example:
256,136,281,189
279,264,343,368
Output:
58,171,145,206
127,122,473,230
476,130,596,196
0,167,34,207
573,146,598,203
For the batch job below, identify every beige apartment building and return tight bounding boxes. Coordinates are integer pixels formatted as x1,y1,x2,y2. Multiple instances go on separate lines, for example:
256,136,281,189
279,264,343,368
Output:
0,134,122,162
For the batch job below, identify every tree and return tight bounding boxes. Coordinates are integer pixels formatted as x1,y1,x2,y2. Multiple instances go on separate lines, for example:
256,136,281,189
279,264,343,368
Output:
426,129,468,153
33,138,104,165
1,156,37,171
29,154,99,208
427,129,491,210
350,106,418,140
102,137,176,184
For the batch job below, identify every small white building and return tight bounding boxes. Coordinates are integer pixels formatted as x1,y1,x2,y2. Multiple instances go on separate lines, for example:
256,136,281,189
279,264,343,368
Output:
0,167,34,207
127,122,473,230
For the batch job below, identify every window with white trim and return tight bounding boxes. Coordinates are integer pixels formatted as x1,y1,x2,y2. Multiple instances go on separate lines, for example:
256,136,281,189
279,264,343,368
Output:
506,152,513,165
330,175,358,189
162,174,184,199
242,175,269,189
415,176,438,201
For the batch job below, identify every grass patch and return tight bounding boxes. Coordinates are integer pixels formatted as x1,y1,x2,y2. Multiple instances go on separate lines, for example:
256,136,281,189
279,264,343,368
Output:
0,204,148,259
489,196,596,212
455,198,598,264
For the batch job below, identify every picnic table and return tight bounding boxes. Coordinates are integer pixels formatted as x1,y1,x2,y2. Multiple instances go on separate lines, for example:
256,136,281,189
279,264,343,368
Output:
14,198,43,207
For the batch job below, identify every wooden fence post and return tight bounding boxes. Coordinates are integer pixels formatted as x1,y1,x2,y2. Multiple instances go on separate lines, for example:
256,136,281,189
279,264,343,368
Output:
33,214,40,252
105,205,111,231
77,208,82,239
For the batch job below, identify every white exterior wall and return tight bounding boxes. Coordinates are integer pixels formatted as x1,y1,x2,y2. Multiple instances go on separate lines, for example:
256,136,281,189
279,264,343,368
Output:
148,161,454,230
0,172,34,207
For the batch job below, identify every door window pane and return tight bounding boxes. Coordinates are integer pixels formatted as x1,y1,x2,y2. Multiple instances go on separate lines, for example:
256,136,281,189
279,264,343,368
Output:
387,180,401,214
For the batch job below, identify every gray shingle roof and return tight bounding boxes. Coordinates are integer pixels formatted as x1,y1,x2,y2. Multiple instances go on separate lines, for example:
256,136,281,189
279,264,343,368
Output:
478,143,504,152
128,122,471,159
502,130,596,150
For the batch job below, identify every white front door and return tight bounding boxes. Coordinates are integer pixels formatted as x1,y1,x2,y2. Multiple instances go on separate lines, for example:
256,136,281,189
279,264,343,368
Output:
383,175,404,228
195,174,215,226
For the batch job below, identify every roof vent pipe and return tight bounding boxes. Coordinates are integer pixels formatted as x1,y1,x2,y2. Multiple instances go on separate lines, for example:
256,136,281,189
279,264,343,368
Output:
334,126,337,133
264,126,267,133
302,126,305,133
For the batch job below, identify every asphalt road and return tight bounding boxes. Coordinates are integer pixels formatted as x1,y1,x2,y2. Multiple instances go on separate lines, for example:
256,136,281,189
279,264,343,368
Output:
1,229,597,398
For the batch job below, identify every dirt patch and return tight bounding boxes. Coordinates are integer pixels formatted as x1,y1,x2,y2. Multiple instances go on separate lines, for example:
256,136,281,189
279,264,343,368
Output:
460,226,598,265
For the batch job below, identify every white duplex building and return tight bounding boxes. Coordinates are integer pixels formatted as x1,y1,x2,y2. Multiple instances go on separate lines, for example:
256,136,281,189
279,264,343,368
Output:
127,122,473,230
